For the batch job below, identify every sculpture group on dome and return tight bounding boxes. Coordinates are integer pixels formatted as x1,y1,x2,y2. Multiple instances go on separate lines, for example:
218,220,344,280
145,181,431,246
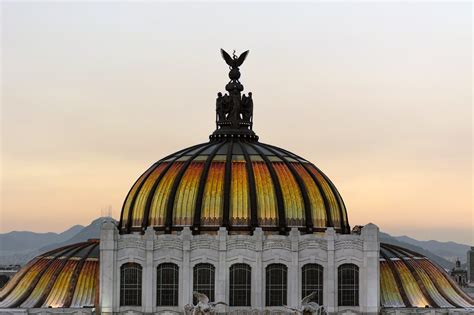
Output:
215,91,253,129
214,49,254,134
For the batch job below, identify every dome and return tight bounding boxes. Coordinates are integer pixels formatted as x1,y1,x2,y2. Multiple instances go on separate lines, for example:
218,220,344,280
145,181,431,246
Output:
119,49,350,235
0,240,99,308
380,243,474,308
119,139,350,234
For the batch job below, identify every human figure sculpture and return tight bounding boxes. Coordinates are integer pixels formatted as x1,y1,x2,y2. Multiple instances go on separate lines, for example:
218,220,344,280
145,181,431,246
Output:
216,92,231,123
241,92,253,123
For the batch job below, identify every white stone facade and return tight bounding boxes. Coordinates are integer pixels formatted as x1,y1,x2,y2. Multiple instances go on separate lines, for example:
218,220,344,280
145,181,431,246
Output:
99,221,380,315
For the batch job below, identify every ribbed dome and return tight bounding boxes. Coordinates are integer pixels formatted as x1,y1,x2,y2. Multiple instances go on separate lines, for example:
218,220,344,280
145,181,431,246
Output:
119,139,350,234
0,240,99,308
380,243,474,309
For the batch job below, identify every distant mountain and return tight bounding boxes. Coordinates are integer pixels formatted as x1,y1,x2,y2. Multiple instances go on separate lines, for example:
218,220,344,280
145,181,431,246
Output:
38,217,112,253
379,232,457,270
393,235,470,264
0,218,113,265
0,225,83,251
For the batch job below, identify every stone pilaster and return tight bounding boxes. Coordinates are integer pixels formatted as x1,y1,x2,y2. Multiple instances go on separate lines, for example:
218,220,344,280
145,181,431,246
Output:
99,220,117,315
253,228,264,309
144,228,155,313
289,228,300,307
361,223,380,314
216,227,228,312
324,227,336,313
181,227,192,308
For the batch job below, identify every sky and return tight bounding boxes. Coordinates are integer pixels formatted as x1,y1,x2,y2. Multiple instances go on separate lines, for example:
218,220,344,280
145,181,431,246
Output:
1,2,472,244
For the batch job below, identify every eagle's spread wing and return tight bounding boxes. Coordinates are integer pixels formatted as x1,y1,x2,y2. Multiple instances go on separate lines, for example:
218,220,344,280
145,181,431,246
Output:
235,50,249,67
193,291,209,304
301,291,318,305
220,49,234,67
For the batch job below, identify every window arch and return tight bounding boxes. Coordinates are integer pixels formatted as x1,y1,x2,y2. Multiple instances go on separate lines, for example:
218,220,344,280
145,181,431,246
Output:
193,263,215,304
229,263,251,306
120,262,142,306
338,263,359,306
302,264,323,304
265,263,287,306
156,263,179,306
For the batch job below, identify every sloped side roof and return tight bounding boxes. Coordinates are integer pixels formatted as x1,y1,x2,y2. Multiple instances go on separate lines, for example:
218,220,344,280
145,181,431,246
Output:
0,240,99,308
380,243,474,309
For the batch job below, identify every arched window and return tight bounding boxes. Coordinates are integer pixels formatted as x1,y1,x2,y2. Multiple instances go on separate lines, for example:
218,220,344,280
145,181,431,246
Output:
338,263,359,306
157,263,179,306
229,263,251,306
193,263,215,303
120,262,142,306
302,264,323,304
265,263,287,306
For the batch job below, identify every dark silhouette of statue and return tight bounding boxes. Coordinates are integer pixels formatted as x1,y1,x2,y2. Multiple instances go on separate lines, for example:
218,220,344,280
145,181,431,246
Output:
212,49,257,140
220,49,249,70
241,92,253,122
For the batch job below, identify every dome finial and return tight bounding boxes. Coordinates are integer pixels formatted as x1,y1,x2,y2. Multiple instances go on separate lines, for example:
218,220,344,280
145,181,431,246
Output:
211,49,258,141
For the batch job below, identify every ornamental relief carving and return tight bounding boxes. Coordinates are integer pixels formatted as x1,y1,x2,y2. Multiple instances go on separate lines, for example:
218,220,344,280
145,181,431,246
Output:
298,239,327,251
263,239,291,251
117,239,146,251
117,249,146,261
154,237,183,250
335,239,363,251
227,239,256,251
190,236,218,251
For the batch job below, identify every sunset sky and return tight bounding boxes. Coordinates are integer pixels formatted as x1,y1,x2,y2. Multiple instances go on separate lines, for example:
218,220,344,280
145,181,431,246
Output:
1,2,472,244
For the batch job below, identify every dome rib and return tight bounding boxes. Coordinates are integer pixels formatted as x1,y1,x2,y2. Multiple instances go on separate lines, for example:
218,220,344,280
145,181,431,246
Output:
222,140,235,228
138,142,209,233
262,142,350,232
236,141,258,229
62,241,99,308
3,245,63,306
30,242,92,308
165,142,218,232
261,142,335,229
382,244,439,308
259,143,313,232
119,142,209,233
380,247,412,307
311,164,348,233
246,140,286,234
192,141,226,233
123,162,161,232
383,244,474,307
8,242,90,308
0,240,100,309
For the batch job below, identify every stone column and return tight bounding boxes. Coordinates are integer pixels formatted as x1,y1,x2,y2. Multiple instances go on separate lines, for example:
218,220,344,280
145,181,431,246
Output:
99,220,117,315
289,228,300,308
216,227,228,312
324,228,336,313
252,228,264,309
144,228,155,313
181,227,192,308
361,223,380,314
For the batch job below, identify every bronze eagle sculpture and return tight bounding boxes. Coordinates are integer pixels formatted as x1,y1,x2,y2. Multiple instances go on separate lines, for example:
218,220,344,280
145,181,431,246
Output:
220,49,249,69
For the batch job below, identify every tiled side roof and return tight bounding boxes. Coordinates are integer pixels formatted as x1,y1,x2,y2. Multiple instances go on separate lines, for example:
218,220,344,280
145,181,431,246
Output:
380,243,474,309
0,240,99,308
